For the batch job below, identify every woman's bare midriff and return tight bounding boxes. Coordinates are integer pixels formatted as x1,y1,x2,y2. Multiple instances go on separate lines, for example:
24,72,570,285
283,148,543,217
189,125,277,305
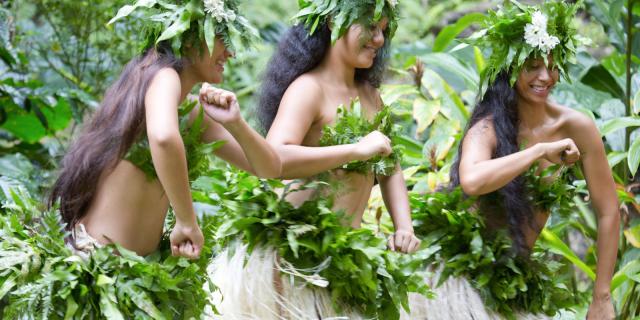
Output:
80,160,170,256
284,170,374,227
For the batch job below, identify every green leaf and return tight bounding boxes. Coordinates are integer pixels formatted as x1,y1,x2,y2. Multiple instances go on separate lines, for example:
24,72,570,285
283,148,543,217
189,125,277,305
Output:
412,97,440,135
157,9,192,43
108,0,158,25
1,113,47,143
539,229,596,280
433,13,485,52
599,117,640,136
204,16,215,56
628,137,640,177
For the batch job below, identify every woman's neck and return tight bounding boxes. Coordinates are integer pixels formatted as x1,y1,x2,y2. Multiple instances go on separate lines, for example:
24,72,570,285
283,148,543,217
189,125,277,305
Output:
317,46,356,89
178,61,199,102
517,97,549,130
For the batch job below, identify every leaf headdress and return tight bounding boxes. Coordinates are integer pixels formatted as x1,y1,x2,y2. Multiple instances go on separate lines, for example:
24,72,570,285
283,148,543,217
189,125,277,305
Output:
468,0,587,90
108,0,258,56
294,0,400,43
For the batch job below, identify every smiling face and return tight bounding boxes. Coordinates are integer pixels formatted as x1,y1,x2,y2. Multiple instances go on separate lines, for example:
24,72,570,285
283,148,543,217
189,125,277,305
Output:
514,56,559,104
189,36,233,84
335,17,388,69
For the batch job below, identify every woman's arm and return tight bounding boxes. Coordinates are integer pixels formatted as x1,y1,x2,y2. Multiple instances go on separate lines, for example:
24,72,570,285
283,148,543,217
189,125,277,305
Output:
568,114,619,319
458,118,580,195
145,68,203,259
266,76,391,179
378,164,420,253
197,85,281,178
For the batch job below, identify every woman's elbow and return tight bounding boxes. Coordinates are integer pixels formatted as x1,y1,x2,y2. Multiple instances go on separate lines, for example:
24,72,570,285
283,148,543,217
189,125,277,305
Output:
459,175,483,196
254,162,282,179
148,131,181,149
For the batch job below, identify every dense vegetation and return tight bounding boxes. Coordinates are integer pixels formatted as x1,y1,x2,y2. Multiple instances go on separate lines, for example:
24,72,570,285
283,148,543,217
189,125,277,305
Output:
1,0,639,318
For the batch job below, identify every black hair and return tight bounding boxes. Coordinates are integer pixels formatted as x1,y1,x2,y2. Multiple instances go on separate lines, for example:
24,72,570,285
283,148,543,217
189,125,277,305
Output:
257,23,390,132
450,71,535,255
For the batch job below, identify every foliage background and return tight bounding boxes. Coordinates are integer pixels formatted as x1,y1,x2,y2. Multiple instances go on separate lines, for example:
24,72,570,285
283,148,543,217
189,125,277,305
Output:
1,0,639,318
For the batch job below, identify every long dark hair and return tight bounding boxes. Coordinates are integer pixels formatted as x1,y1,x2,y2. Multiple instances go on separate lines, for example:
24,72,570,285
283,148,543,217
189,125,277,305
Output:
49,43,182,230
450,71,534,254
257,23,390,132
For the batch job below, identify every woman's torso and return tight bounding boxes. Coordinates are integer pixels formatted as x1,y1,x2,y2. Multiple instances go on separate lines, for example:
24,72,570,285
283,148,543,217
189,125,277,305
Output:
79,102,205,256
283,74,381,227
483,102,575,249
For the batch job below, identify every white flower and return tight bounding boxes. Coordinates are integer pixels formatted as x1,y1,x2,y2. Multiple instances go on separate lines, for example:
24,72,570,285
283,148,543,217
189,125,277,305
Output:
204,0,235,23
530,11,547,29
387,0,398,8
524,11,559,53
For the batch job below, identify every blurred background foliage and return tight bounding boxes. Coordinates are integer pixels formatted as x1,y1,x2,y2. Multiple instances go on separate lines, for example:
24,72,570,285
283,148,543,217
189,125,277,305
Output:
0,0,639,317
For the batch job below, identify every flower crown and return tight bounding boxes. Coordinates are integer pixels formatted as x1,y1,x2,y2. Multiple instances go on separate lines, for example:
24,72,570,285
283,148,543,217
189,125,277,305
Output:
108,0,257,56
293,0,400,44
467,0,587,89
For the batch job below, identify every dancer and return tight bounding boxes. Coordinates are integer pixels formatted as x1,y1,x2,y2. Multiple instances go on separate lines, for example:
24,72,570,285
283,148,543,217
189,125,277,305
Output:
207,1,426,319
49,0,280,259
407,1,619,319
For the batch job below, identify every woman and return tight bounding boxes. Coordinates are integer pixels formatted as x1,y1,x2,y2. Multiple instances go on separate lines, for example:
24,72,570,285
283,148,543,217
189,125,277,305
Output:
207,1,423,318
49,0,281,259
407,2,619,319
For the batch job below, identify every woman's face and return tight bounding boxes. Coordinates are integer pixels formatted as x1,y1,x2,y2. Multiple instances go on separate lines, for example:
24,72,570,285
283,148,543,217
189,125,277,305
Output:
191,37,233,84
515,56,559,104
338,17,388,68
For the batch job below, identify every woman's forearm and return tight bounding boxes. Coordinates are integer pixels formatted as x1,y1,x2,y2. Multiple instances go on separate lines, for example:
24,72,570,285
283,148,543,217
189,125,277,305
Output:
593,212,620,297
276,144,360,179
149,134,196,224
223,118,281,178
378,164,414,232
460,144,543,195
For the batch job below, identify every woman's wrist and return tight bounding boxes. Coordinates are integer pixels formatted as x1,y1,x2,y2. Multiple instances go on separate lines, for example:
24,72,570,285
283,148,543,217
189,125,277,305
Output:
221,116,246,133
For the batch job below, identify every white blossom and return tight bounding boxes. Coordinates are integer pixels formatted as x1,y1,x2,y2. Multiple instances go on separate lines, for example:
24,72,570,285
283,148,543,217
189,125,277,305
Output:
204,0,236,23
387,0,398,8
524,11,559,53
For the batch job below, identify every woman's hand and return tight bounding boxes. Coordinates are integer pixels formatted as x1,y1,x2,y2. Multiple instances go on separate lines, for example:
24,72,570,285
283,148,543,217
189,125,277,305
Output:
538,138,580,165
199,83,241,125
387,229,421,253
354,130,392,161
170,219,204,259
586,294,615,320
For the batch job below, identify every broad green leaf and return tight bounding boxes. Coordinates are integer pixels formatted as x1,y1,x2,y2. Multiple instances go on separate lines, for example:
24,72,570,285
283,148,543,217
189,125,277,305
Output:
599,117,640,137
624,224,640,248
99,291,125,320
108,0,158,24
433,13,485,52
204,16,215,56
1,113,47,143
607,151,627,169
629,137,640,177
473,46,485,74
412,97,440,135
539,229,596,280
157,9,192,42
42,97,72,131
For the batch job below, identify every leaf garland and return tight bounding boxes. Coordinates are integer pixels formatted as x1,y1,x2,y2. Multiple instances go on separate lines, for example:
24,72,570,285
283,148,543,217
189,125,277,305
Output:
108,0,258,55
410,187,585,318
524,163,579,217
466,0,586,91
318,100,402,176
294,0,400,43
192,166,432,319
0,183,217,319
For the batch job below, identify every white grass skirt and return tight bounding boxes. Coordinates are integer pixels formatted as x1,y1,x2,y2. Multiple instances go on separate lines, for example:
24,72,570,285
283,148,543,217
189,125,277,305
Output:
204,243,365,320
400,265,552,320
